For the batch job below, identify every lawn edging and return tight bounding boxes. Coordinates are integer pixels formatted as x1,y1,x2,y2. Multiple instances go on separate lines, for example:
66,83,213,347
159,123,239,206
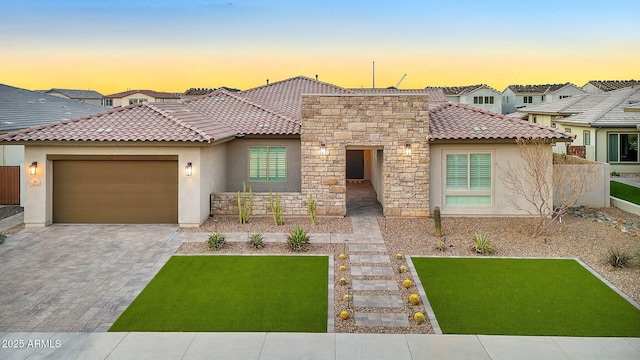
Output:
573,257,640,311
406,256,442,334
611,196,640,216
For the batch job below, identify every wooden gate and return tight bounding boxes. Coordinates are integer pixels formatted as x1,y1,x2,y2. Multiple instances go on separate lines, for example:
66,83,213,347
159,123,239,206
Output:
0,166,20,205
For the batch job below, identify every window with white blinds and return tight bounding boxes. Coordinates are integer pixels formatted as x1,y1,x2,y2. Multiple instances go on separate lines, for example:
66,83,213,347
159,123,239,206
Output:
445,152,492,206
249,147,286,182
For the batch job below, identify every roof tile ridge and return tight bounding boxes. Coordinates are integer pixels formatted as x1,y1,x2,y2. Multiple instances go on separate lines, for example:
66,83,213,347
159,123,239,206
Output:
143,103,212,143
180,89,227,104
222,91,301,125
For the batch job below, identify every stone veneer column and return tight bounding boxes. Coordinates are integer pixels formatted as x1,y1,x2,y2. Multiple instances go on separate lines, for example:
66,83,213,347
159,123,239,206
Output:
300,94,430,217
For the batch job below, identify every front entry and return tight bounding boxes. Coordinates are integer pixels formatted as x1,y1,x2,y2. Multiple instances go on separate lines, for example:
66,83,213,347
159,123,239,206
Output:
346,150,364,179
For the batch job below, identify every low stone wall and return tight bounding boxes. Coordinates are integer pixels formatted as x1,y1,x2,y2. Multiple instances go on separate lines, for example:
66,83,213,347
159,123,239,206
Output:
211,192,309,216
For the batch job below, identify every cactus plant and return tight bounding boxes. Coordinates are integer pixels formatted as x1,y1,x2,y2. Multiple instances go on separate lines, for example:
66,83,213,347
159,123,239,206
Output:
270,189,284,226
339,278,347,285
286,226,310,251
308,194,318,226
237,182,253,224
402,279,412,288
434,206,442,237
414,312,426,324
340,311,350,320
409,294,421,305
207,233,226,249
399,265,407,273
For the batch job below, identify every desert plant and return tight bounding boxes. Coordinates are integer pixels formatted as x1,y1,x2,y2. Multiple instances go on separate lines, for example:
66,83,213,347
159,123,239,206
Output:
207,232,226,249
269,189,284,226
340,311,349,320
237,182,253,224
402,279,412,288
433,206,442,237
473,232,492,254
611,171,620,177
435,239,446,252
607,248,633,268
413,312,426,324
0,234,6,245
408,294,421,305
248,232,264,249
286,226,310,251
308,194,318,226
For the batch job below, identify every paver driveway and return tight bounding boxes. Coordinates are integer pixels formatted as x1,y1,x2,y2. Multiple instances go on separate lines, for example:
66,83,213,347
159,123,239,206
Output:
0,224,182,332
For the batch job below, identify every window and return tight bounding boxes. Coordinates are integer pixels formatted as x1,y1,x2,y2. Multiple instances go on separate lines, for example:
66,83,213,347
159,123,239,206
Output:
523,96,533,104
532,116,537,124
445,153,492,206
103,98,113,106
484,96,494,104
608,133,639,162
584,130,591,145
559,95,571,99
249,146,286,181
129,98,147,105
473,96,484,104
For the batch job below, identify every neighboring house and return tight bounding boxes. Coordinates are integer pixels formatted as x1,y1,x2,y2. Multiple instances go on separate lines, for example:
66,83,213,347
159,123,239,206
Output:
103,90,180,107
502,83,586,114
43,88,104,106
518,86,640,172
582,80,637,94
0,84,106,205
181,87,240,100
0,76,571,227
426,84,502,114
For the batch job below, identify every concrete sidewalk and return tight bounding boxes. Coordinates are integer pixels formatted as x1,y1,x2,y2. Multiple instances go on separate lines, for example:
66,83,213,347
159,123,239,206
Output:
1,332,639,359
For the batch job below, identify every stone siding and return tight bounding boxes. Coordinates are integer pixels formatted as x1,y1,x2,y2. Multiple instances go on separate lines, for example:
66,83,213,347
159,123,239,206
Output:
212,192,308,216
301,94,430,217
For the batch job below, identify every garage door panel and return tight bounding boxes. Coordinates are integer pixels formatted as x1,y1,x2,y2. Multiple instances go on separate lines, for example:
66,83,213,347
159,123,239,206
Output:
53,160,178,224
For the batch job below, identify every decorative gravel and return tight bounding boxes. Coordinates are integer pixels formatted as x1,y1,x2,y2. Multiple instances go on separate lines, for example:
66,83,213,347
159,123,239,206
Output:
0,206,23,221
179,216,353,234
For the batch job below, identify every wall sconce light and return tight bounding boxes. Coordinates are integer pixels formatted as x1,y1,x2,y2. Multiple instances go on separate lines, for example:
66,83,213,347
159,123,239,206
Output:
405,143,412,156
29,161,38,175
185,162,193,176
320,141,327,156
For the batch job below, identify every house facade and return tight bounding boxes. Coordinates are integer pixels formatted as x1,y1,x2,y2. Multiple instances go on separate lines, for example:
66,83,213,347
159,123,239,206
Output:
0,76,572,227
429,85,502,114
44,88,104,106
518,86,640,172
502,83,586,114
103,90,180,107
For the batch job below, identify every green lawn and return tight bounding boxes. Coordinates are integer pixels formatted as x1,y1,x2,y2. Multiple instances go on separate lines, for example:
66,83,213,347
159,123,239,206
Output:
611,180,640,205
110,255,328,332
412,257,640,337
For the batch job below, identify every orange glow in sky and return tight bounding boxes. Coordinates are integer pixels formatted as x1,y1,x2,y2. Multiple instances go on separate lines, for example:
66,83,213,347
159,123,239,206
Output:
1,1,638,94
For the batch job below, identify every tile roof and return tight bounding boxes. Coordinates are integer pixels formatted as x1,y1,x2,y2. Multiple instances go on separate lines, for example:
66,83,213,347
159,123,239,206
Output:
45,88,103,100
519,87,640,127
429,103,573,141
105,90,180,99
0,84,107,133
0,103,214,143
183,87,240,96
583,80,637,92
240,76,352,120
425,84,500,97
507,83,574,94
350,88,449,106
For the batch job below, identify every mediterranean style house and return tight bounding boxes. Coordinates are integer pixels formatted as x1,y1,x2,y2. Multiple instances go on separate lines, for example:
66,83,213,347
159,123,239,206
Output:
518,85,640,173
0,76,572,227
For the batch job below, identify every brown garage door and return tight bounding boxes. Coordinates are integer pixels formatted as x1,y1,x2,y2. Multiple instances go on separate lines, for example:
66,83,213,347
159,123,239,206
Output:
53,158,178,223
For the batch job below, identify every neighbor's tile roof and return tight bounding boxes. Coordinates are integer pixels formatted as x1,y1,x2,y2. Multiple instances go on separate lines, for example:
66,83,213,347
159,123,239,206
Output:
349,88,449,106
507,83,573,94
105,89,181,99
240,76,352,120
45,88,103,100
429,103,573,141
0,103,216,143
583,80,637,92
0,84,107,133
425,84,500,97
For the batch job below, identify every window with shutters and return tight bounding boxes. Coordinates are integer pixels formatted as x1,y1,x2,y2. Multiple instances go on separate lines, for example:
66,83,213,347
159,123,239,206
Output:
444,152,492,206
249,146,286,182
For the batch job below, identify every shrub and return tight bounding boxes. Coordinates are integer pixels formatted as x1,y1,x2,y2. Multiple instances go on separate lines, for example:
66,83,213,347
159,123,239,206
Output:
286,226,310,251
207,233,226,249
0,234,6,245
435,239,446,252
308,194,318,226
269,189,284,226
248,232,264,249
473,232,492,254
237,182,253,224
607,248,633,268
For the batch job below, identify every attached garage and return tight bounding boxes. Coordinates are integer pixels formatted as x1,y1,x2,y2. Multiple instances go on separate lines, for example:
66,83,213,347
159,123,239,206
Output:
51,155,178,224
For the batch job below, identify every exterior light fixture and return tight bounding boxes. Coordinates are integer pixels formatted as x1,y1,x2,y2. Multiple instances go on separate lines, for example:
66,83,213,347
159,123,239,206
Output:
405,143,412,156
320,142,327,156
185,162,193,176
29,161,38,175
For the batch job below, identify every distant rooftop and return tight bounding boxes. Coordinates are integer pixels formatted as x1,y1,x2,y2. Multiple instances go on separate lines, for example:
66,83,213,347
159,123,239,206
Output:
45,88,103,100
507,83,574,94
105,90,181,99
583,80,637,92
426,84,499,96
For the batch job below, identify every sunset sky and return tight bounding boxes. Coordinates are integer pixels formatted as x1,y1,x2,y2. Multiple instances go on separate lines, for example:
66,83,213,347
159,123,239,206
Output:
1,0,638,94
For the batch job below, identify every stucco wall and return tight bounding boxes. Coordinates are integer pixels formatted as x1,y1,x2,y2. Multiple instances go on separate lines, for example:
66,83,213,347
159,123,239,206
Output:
301,94,430,217
224,137,301,193
22,144,220,227
554,162,610,208
429,142,553,216
460,88,502,114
